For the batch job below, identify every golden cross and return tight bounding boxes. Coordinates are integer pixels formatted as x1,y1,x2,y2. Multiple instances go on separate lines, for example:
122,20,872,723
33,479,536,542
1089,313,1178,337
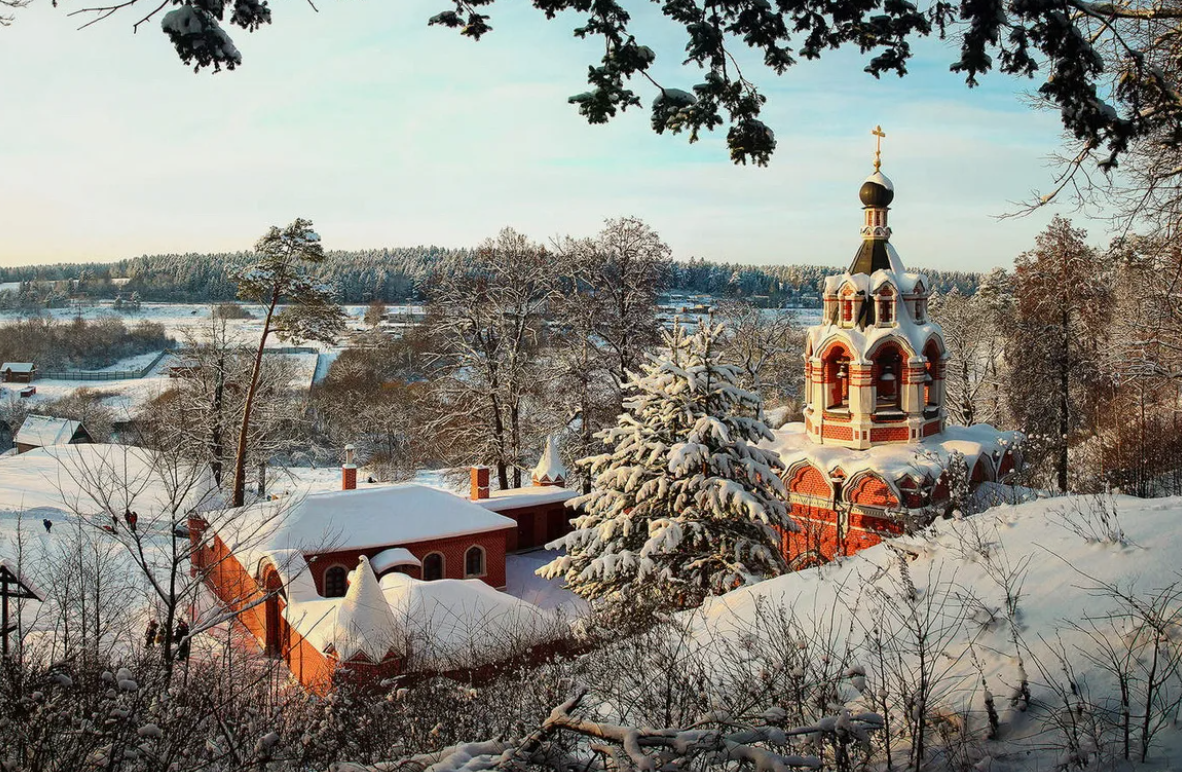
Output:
872,125,886,171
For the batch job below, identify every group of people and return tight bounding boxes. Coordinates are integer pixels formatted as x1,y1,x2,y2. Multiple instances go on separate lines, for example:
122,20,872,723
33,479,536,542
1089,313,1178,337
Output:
144,618,191,660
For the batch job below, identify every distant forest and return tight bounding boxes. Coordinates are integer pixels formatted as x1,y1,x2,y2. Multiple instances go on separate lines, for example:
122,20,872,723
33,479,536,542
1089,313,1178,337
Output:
0,248,981,308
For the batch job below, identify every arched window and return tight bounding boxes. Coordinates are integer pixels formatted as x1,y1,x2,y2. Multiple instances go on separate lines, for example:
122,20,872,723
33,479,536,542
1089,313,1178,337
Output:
423,553,444,581
323,565,348,598
465,546,486,578
877,286,895,325
873,345,903,410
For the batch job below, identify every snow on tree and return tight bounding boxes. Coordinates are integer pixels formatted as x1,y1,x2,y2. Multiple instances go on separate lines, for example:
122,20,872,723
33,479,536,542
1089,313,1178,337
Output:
540,318,795,607
230,218,346,507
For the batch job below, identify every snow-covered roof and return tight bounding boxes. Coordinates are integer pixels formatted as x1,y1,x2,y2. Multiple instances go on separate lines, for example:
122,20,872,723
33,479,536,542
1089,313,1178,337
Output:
763,422,1022,504
1,362,34,372
477,486,578,513
279,557,560,666
15,415,83,448
531,436,568,484
0,444,217,518
370,547,421,573
823,266,925,297
325,556,401,662
219,484,516,559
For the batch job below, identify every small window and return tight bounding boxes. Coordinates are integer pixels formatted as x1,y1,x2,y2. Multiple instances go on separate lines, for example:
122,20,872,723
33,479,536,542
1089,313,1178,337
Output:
465,546,485,578
323,566,348,598
423,553,444,581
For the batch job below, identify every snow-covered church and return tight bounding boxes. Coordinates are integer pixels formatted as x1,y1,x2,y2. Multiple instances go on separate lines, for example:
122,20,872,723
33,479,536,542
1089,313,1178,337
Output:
767,141,1022,567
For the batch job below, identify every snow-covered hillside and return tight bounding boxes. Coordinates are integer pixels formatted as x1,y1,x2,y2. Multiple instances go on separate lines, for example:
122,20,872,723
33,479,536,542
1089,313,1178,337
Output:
684,492,1182,770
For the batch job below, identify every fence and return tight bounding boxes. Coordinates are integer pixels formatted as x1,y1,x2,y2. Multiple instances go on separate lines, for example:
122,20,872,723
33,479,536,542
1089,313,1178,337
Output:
37,349,172,381
35,347,321,382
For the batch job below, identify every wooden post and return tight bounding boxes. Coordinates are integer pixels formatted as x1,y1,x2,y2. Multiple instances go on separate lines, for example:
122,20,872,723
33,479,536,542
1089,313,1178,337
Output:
0,564,42,659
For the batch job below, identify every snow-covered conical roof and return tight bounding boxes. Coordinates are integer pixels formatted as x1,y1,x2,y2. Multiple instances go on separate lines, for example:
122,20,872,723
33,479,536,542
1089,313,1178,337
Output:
531,435,567,485
328,555,400,662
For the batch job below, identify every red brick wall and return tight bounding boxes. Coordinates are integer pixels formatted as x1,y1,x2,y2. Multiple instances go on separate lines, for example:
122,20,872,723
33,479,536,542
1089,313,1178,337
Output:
870,426,909,442
308,529,510,592
784,470,905,564
922,420,941,437
847,473,899,508
822,423,853,441
189,524,342,693
782,503,903,565
788,464,831,500
497,501,573,551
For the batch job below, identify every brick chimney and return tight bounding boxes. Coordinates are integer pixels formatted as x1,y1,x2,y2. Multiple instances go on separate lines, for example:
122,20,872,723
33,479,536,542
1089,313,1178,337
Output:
342,444,357,491
470,465,490,500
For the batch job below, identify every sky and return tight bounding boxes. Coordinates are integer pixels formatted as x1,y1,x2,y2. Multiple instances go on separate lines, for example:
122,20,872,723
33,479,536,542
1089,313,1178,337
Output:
0,0,1089,272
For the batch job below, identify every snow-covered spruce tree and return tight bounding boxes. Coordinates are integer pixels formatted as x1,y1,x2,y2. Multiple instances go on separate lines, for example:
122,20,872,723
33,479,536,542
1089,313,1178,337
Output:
540,319,794,608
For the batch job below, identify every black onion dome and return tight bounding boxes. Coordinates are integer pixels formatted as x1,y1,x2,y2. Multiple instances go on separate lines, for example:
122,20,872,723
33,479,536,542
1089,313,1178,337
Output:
859,171,895,207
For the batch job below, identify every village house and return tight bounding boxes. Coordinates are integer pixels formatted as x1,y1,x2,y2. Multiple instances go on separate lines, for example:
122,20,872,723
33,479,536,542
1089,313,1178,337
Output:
190,443,575,693
770,154,1022,568
0,362,35,383
14,415,93,455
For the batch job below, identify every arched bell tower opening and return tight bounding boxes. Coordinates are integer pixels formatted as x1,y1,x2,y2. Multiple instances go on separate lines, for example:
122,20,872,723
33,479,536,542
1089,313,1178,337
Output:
873,343,905,413
821,342,853,410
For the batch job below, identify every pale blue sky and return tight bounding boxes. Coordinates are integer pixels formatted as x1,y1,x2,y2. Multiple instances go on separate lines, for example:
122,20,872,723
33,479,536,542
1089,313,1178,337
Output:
0,0,1084,271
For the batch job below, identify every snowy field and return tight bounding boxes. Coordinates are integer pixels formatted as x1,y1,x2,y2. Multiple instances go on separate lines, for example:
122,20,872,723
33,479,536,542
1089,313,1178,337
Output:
0,302,417,416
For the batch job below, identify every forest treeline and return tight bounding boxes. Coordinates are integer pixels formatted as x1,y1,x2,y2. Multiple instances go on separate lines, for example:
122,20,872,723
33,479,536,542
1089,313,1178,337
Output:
0,248,981,307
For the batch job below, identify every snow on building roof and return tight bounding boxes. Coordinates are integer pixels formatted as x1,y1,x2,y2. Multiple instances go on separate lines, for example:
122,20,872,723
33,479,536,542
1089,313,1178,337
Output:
1,362,35,372
15,415,83,448
370,547,421,573
279,560,560,666
325,556,401,662
0,444,218,518
477,486,578,513
763,422,1022,503
221,484,516,559
531,436,568,484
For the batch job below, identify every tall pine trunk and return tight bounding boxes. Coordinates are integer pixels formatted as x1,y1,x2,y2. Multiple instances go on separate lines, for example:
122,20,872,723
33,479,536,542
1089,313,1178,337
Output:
232,290,278,507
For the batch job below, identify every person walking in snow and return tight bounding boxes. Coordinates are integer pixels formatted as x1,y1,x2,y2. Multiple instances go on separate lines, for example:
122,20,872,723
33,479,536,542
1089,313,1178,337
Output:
145,620,158,649
42,519,52,533
174,620,190,661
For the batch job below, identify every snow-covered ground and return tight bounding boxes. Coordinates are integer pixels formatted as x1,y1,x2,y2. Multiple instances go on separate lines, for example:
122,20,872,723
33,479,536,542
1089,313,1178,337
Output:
684,493,1182,770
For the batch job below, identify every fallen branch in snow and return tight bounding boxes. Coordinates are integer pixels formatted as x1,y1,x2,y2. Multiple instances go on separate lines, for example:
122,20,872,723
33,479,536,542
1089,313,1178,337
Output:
352,686,885,772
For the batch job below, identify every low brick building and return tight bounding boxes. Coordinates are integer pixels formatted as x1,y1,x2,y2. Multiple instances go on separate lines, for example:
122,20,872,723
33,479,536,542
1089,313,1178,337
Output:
189,459,567,692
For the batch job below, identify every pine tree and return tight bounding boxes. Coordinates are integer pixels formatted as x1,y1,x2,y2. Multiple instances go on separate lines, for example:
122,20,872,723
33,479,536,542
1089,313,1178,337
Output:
540,319,794,608
230,218,345,507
